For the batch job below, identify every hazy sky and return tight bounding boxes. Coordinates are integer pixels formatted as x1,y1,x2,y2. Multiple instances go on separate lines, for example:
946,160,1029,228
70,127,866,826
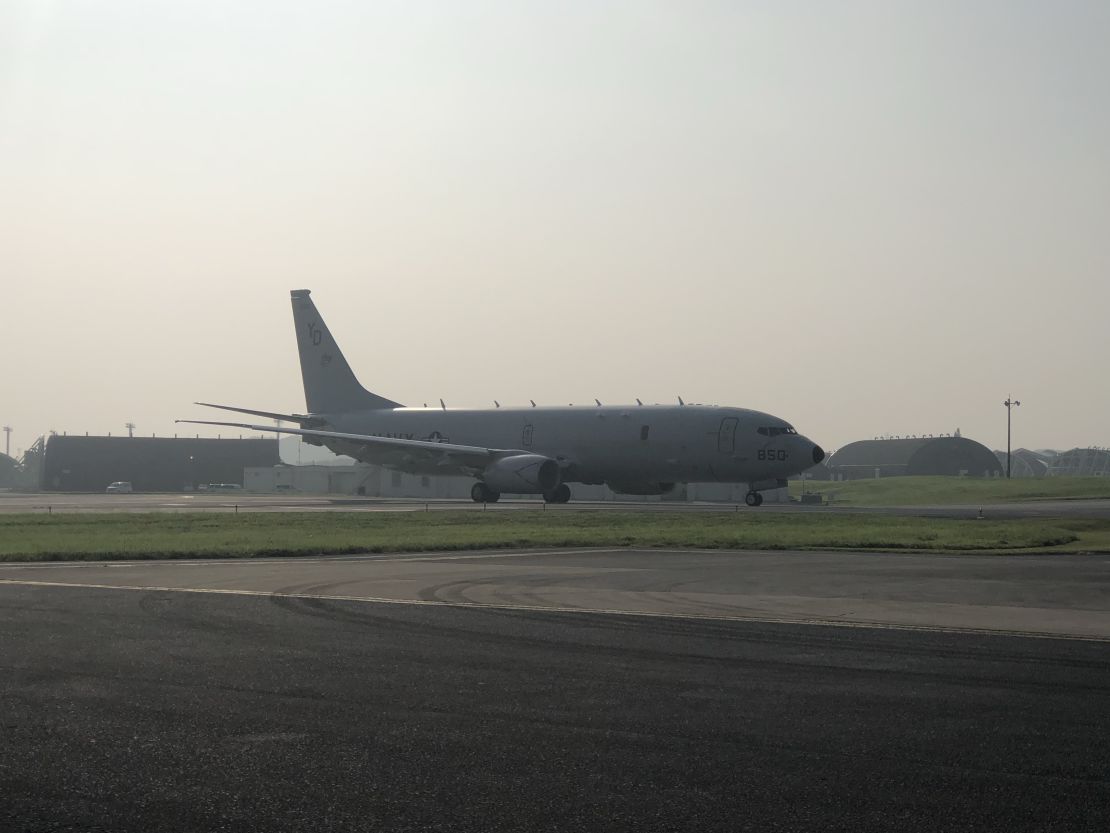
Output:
2,1,1107,458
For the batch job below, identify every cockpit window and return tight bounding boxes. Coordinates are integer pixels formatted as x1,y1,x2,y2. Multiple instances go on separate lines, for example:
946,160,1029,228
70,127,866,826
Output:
758,426,798,437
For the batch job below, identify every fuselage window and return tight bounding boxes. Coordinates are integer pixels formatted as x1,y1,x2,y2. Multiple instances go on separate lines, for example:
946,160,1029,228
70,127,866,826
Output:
640,425,650,441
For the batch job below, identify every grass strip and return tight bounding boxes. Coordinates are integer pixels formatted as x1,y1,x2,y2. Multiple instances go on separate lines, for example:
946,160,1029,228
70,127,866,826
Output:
790,476,1110,506
0,511,1104,562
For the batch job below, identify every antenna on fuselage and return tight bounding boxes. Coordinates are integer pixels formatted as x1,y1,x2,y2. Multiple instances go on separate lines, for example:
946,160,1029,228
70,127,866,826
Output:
530,400,536,407
636,398,642,406
494,401,500,408
595,399,602,406
440,399,446,411
678,396,685,406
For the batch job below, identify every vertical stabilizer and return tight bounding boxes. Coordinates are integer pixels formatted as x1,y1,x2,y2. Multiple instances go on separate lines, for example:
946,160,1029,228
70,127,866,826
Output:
290,290,402,413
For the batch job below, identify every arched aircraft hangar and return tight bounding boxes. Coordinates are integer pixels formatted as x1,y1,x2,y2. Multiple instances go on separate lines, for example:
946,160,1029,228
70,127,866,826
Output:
827,436,1002,480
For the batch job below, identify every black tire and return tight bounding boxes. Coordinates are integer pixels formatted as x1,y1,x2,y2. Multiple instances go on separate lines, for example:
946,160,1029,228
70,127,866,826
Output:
543,484,571,504
486,490,501,503
745,491,759,507
471,483,489,503
754,492,764,506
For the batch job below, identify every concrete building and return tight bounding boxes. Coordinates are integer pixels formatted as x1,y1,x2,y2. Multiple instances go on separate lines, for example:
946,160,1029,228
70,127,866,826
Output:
0,453,19,489
42,434,279,492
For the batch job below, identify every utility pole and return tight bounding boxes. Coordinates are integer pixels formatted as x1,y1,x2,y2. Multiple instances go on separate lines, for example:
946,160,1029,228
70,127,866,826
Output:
1003,396,1021,479
2,426,10,458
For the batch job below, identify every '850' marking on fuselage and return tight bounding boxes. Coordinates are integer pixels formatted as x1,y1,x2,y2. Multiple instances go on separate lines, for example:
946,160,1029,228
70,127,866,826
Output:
757,449,788,461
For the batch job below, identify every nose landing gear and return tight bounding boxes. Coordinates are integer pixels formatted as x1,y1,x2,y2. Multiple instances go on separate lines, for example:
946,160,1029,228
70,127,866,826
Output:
744,490,764,507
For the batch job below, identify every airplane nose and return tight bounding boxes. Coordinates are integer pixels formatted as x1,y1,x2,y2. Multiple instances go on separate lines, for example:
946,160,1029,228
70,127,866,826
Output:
812,445,825,465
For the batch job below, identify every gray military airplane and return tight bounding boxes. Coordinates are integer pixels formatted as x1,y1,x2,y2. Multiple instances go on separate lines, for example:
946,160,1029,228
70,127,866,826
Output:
179,289,824,506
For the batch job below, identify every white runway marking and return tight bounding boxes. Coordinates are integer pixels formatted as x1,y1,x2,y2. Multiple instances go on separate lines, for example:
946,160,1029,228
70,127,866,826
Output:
0,548,619,571
2,576,1106,643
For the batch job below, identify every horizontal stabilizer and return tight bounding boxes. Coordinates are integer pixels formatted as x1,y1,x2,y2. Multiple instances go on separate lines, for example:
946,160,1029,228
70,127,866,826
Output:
195,402,320,426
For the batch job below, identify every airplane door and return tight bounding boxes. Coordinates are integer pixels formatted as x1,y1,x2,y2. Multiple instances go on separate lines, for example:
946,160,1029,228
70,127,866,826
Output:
718,418,738,453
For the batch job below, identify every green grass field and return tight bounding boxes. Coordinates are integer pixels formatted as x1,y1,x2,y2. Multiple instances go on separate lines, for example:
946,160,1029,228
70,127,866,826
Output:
790,476,1110,506
1,510,1108,562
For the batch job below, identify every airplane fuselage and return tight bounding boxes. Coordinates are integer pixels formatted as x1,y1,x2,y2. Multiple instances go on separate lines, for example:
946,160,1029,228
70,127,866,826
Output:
319,404,821,491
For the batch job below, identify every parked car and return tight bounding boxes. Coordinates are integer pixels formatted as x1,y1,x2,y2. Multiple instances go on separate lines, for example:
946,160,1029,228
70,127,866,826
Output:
105,481,133,494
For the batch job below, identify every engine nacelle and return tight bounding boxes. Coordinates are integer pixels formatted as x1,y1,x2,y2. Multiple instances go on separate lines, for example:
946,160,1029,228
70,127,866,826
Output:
482,454,561,494
606,481,676,496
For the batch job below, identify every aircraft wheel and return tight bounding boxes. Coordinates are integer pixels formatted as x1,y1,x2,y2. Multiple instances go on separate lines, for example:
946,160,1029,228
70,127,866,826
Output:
544,483,571,504
472,482,499,503
745,490,761,507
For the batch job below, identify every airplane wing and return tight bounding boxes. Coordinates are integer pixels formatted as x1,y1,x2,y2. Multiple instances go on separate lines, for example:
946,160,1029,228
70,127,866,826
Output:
175,419,513,470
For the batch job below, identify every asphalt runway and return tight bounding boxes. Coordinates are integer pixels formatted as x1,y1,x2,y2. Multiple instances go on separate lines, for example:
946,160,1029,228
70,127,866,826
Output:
3,548,1110,831
3,490,1110,519
4,548,1110,639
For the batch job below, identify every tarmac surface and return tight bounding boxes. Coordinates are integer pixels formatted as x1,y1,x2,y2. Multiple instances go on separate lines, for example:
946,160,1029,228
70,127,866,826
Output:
3,548,1110,831
3,547,1110,640
4,490,1110,519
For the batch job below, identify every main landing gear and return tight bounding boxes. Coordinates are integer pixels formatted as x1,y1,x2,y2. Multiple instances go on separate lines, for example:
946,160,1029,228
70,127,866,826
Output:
471,482,572,504
543,484,572,504
744,490,764,507
471,482,501,503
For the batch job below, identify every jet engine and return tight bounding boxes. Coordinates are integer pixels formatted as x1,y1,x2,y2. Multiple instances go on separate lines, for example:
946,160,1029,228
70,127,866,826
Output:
481,455,561,494
606,481,676,496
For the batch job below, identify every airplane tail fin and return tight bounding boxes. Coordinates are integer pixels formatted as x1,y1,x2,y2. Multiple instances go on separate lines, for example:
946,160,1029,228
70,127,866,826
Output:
290,289,402,414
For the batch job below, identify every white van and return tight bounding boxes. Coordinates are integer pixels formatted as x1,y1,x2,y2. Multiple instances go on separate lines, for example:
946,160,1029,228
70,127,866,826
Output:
105,481,133,494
